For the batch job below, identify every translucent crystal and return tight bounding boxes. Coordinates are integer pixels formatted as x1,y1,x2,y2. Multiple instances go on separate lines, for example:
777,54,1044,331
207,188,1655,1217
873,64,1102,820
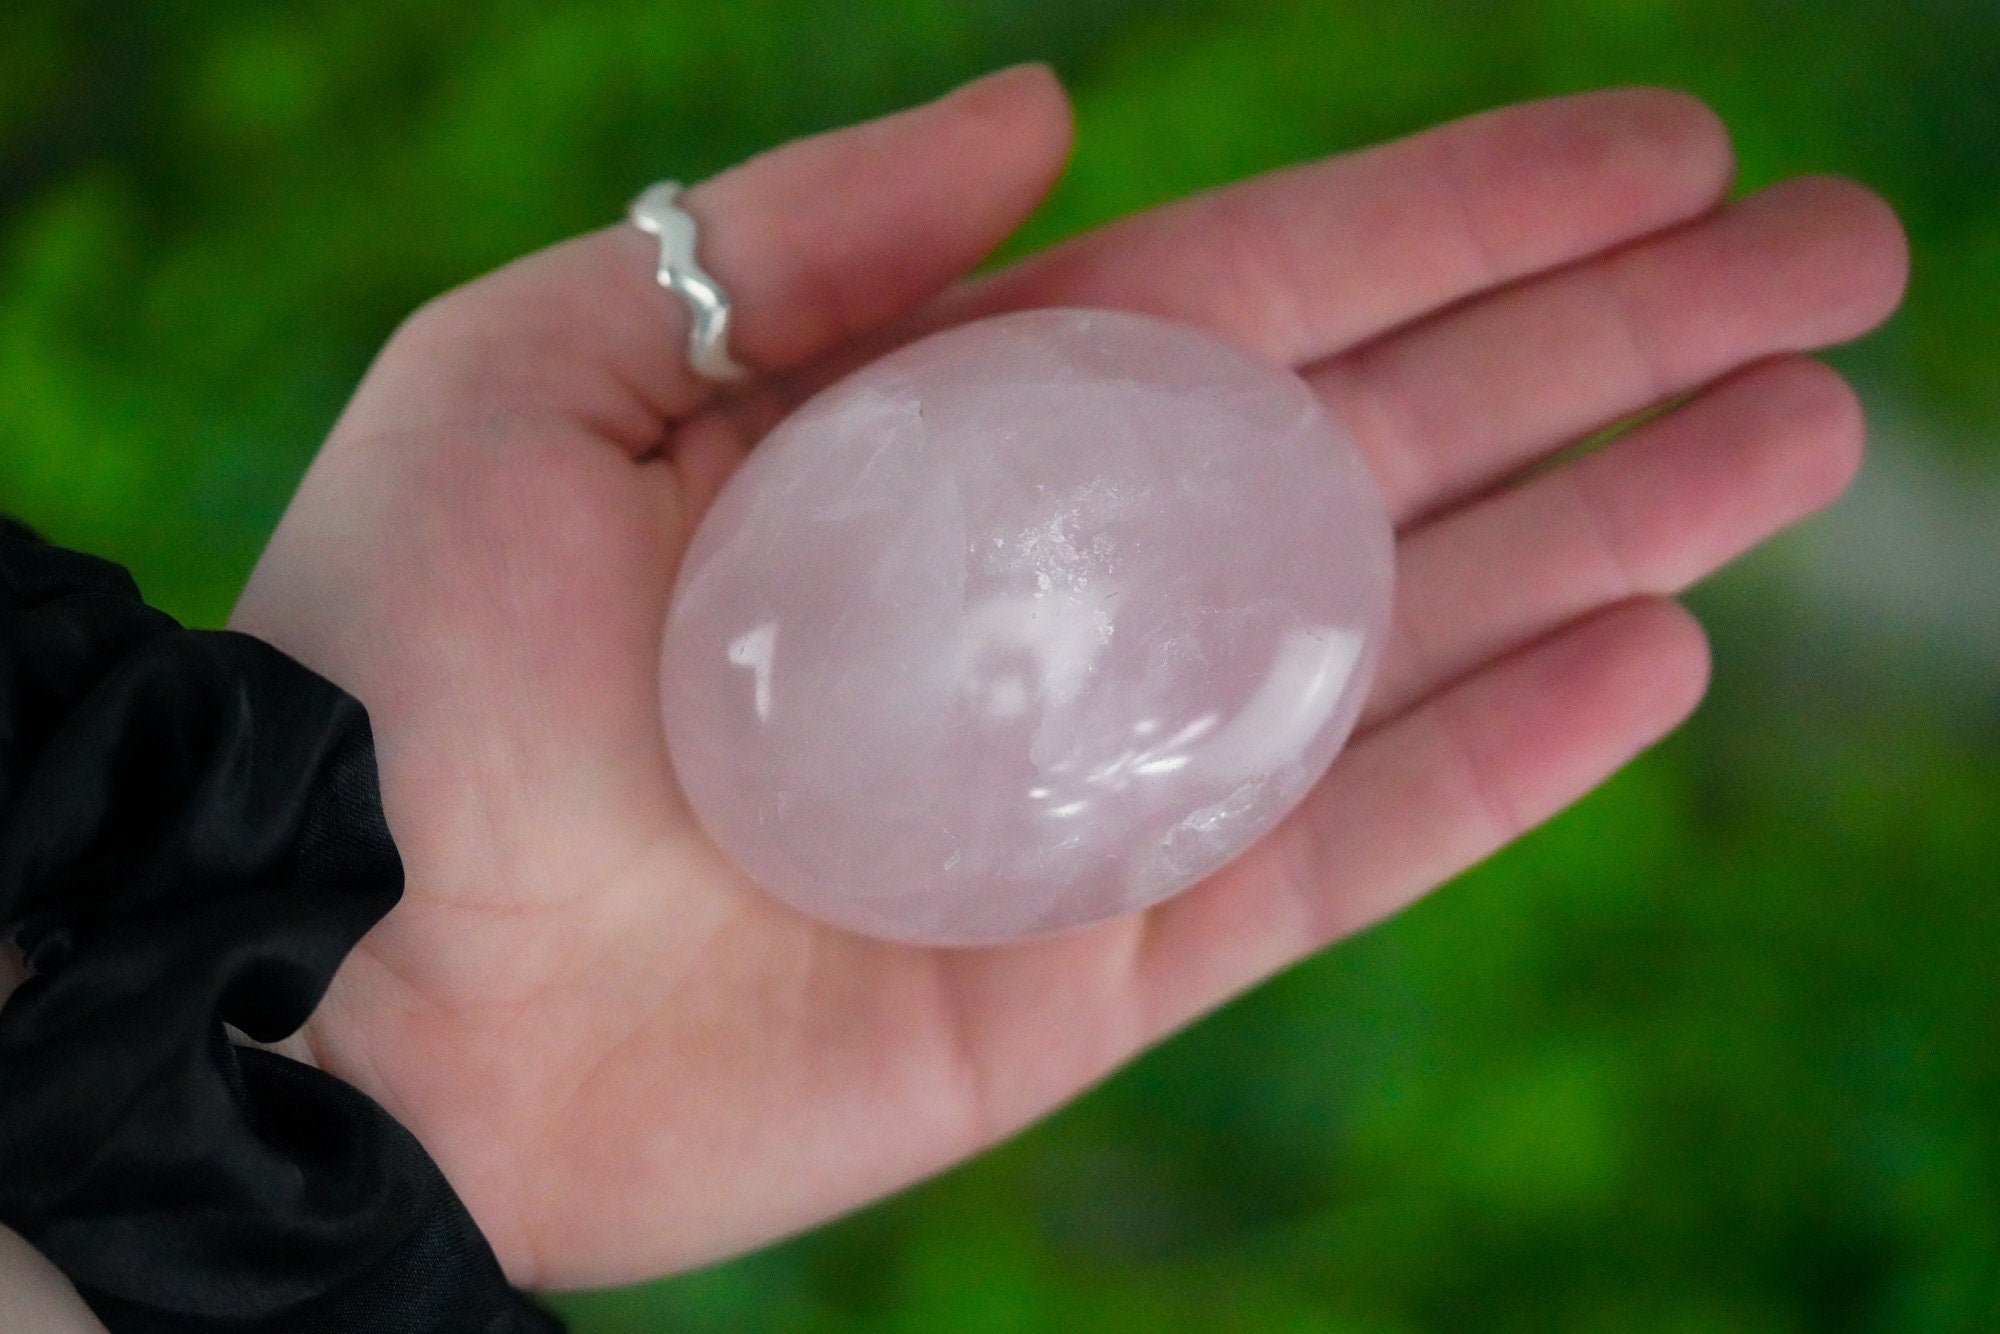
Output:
661,309,1393,945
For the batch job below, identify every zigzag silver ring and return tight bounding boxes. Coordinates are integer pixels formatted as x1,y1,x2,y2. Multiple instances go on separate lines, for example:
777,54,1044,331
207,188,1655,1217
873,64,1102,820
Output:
628,181,751,384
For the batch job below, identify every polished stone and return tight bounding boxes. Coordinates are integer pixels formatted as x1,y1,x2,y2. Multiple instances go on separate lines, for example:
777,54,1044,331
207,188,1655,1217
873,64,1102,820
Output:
661,308,1393,945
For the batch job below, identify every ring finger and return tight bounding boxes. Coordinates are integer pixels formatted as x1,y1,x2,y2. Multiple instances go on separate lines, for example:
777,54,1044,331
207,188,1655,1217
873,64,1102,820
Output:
1359,354,1864,731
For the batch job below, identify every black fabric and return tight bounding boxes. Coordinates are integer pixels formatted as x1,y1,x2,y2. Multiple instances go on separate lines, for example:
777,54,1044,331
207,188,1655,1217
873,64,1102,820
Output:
0,519,561,1332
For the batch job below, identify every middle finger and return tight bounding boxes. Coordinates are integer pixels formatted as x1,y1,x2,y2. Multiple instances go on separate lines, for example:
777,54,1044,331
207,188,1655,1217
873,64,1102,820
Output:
1312,175,1906,525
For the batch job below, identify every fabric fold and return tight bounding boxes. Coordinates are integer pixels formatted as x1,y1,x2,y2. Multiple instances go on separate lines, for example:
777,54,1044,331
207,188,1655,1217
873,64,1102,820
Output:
0,519,559,1332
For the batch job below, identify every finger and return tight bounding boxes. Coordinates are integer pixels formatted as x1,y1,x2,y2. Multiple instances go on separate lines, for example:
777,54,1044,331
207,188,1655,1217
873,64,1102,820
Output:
1319,176,1907,523
1133,597,1710,1036
345,65,1073,452
1362,355,1862,728
944,87,1732,367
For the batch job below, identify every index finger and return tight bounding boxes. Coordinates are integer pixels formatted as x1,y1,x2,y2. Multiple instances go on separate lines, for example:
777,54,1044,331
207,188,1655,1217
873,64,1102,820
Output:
951,87,1735,369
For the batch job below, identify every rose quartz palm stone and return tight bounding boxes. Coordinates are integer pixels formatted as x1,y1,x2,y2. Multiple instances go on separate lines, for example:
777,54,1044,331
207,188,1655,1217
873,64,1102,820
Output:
660,308,1393,945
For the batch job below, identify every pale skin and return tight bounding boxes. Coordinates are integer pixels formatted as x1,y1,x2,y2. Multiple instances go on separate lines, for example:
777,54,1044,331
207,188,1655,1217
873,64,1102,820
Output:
146,64,1909,1298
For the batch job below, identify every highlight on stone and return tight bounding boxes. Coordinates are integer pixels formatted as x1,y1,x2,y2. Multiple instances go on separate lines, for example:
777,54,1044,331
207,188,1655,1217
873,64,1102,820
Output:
660,308,1394,945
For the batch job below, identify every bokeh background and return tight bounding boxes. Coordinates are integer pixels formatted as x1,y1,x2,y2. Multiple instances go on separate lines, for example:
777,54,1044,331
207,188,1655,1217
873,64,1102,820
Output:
4,1,1997,1328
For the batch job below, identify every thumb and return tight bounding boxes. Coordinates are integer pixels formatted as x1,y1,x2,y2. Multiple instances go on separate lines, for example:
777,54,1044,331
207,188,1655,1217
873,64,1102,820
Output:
339,64,1074,454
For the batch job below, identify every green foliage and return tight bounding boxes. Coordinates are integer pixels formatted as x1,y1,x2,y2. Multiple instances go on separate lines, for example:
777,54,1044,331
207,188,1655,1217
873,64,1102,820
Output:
3,1,1995,1328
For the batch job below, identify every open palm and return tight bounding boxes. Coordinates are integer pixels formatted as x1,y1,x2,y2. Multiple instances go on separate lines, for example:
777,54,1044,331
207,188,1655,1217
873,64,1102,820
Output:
228,67,1906,1290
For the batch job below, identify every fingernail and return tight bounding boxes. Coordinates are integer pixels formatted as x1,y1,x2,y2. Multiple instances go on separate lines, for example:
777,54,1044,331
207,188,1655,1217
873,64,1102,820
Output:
949,62,1062,112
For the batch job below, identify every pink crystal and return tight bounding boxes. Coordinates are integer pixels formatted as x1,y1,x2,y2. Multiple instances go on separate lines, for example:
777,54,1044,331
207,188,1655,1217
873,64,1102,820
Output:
661,308,1393,945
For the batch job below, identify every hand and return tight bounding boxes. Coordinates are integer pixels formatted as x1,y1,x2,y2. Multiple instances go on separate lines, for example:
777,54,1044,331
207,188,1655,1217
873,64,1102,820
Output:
229,65,1907,1289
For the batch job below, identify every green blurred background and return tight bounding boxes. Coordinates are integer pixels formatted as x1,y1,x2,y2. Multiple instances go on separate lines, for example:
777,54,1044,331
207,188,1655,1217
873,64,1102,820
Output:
4,1,1997,1328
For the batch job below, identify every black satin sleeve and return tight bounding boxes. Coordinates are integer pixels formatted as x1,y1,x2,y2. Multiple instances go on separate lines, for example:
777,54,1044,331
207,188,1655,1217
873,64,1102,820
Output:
0,519,561,1332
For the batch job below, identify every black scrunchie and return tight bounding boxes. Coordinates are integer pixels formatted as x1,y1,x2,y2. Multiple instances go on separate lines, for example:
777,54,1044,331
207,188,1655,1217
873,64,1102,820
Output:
0,519,560,1333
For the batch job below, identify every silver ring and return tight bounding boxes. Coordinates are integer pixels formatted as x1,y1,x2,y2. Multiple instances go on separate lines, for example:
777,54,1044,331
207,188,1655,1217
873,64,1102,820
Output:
628,181,751,384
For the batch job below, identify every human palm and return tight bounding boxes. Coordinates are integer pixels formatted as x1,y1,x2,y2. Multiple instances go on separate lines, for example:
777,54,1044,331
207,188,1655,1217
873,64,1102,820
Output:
228,67,1906,1290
